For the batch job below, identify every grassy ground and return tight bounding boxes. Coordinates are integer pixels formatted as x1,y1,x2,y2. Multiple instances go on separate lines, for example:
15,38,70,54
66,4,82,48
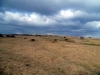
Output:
0,36,100,75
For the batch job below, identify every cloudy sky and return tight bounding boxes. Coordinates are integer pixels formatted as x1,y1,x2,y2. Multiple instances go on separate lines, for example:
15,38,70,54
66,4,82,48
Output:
0,0,100,37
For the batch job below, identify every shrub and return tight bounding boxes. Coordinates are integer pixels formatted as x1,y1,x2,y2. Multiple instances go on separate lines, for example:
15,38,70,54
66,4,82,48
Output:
52,39,57,43
24,37,27,39
5,35,10,37
54,39,57,41
65,38,75,43
64,36,66,38
80,37,84,40
30,39,35,41
10,35,16,38
5,35,16,38
0,34,3,37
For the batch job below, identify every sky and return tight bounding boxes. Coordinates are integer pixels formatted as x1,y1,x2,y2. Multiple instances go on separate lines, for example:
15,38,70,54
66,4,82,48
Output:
0,0,100,37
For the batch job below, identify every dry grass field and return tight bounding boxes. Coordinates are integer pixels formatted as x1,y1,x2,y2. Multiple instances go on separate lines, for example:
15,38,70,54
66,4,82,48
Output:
0,35,100,75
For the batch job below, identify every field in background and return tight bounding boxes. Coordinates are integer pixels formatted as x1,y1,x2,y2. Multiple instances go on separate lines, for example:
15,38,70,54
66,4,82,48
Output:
0,35,100,75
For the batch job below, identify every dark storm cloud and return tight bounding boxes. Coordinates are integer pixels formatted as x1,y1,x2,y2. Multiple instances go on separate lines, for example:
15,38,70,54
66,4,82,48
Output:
0,0,62,15
1,0,100,15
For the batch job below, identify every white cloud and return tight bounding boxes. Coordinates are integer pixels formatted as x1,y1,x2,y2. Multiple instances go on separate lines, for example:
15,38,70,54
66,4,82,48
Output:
4,11,21,22
58,9,100,20
1,11,57,26
55,9,81,20
54,9,88,20
59,9,74,18
1,9,100,28
85,21,100,28
1,10,83,26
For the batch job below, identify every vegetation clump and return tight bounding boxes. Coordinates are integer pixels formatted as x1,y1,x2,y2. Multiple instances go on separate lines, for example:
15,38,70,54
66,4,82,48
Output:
24,37,27,39
65,38,75,43
30,39,35,41
0,34,3,37
80,37,84,40
52,39,57,43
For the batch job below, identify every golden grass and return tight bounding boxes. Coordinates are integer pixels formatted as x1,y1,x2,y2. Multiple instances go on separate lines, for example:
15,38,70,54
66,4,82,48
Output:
81,38,100,46
0,36,100,75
